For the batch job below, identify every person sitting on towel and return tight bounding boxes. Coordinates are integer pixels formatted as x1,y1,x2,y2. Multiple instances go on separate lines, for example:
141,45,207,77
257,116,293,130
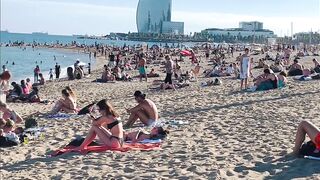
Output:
124,127,169,143
50,88,77,114
253,68,278,91
293,121,320,156
124,91,158,128
75,99,124,150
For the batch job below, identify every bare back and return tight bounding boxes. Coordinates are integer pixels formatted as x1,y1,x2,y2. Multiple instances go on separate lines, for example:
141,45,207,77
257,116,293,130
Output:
140,99,158,120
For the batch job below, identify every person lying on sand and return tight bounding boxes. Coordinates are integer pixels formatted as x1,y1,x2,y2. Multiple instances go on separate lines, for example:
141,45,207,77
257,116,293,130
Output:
124,91,158,128
50,88,77,114
75,99,124,151
0,101,23,123
124,126,169,143
293,121,320,156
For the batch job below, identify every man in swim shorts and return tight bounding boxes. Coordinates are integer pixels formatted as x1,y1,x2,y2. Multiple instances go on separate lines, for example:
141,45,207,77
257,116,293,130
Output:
124,91,158,128
138,54,147,82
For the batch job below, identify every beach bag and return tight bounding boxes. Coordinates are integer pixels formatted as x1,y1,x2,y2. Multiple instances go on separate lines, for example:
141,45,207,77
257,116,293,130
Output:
299,141,320,157
0,136,18,147
25,118,38,129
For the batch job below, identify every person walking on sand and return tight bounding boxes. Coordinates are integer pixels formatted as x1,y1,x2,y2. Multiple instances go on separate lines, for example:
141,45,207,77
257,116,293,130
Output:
124,91,158,128
138,54,147,82
240,48,251,90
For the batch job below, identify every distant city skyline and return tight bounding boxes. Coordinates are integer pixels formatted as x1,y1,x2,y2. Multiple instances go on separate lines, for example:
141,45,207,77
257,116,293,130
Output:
1,0,320,36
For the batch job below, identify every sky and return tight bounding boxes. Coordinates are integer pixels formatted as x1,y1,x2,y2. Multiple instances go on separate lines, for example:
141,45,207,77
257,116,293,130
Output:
1,0,320,36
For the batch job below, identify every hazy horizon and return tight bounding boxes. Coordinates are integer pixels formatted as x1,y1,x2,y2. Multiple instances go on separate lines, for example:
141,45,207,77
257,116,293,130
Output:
1,0,320,37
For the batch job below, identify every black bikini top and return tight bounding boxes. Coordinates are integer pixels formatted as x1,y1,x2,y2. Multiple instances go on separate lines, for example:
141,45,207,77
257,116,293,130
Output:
107,119,120,130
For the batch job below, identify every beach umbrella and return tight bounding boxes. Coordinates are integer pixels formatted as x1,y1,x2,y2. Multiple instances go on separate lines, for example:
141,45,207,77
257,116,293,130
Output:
180,50,192,56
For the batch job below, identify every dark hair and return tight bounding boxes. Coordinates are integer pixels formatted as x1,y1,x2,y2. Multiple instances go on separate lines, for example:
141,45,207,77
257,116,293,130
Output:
264,68,271,74
279,71,287,77
150,127,169,140
245,48,249,51
96,99,119,117
61,89,70,97
134,91,146,99
294,59,298,63
21,80,26,87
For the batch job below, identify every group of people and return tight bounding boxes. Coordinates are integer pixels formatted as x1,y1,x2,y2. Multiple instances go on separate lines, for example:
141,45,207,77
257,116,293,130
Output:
0,71,41,103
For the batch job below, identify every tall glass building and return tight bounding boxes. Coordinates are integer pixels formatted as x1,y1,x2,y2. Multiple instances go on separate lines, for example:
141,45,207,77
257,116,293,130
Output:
136,0,172,34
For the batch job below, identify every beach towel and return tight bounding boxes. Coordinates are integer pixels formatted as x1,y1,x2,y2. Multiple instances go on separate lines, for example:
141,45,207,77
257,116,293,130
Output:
46,113,82,120
293,76,313,81
126,139,162,144
50,138,161,156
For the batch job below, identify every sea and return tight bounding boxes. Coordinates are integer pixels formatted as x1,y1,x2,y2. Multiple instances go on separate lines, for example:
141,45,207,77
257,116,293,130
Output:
0,31,182,83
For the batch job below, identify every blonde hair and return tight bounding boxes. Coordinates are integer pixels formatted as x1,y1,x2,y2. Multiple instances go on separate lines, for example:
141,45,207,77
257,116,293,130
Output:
65,86,77,101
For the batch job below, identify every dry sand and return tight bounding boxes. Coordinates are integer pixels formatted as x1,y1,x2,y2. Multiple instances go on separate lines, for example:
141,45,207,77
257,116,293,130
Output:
1,51,320,179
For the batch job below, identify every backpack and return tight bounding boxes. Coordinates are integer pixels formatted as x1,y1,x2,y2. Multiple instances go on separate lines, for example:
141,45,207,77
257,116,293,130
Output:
25,118,38,129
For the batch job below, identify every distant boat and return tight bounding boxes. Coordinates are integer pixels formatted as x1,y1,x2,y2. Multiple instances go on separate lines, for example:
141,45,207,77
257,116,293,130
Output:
32,32,48,35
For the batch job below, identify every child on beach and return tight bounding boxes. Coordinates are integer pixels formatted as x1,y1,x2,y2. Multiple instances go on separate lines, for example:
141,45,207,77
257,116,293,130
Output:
124,127,169,143
49,69,54,81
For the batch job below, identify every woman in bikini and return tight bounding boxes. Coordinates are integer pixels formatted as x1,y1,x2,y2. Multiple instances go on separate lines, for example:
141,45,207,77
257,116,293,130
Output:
51,89,77,114
76,99,123,150
124,127,169,143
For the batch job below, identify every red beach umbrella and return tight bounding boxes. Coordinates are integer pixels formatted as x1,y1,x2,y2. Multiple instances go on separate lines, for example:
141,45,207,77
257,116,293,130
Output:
180,50,192,56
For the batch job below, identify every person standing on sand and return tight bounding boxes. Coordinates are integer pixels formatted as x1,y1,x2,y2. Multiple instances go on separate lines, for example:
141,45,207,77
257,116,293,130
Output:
55,63,61,79
138,54,147,82
164,55,174,85
33,65,40,83
124,91,158,128
49,69,54,81
240,48,251,90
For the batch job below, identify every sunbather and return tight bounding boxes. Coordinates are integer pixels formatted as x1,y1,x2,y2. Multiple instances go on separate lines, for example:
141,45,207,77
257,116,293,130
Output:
75,99,124,150
50,88,77,114
124,126,169,143
288,59,303,76
124,91,158,128
293,121,320,156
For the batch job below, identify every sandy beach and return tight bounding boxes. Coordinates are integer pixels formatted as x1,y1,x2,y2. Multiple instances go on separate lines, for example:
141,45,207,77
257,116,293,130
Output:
1,50,320,180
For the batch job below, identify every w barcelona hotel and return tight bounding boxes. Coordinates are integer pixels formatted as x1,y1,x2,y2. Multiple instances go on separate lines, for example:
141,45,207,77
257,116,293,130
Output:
136,0,184,35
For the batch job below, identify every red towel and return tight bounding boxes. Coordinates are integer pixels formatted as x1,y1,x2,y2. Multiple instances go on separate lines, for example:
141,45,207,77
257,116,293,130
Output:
50,143,161,157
